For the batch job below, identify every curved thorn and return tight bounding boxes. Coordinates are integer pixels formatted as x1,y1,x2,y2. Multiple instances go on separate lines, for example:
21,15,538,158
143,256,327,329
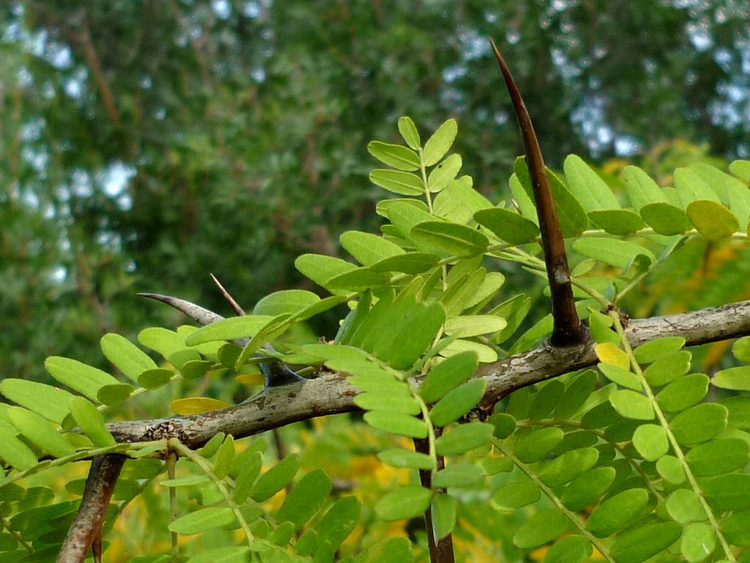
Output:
489,39,587,347
138,293,225,326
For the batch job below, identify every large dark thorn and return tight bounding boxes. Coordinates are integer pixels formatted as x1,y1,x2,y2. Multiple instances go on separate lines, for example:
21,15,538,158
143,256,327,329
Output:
138,293,304,388
489,39,587,347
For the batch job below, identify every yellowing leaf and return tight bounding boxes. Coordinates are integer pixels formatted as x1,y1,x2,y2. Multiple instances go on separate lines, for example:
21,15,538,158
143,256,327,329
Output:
595,342,630,369
236,373,265,386
171,397,230,415
686,200,739,242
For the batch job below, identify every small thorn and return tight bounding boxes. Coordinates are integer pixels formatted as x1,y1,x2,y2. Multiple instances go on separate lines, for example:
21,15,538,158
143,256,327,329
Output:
210,273,246,316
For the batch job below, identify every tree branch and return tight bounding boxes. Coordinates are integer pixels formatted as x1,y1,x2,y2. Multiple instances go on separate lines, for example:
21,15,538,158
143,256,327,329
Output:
106,300,750,447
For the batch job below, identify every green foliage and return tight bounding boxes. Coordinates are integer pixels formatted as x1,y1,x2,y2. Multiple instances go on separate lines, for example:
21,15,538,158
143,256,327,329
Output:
1,117,750,562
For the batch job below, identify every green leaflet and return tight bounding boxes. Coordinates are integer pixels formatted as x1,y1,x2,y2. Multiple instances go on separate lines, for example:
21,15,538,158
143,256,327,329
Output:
0,379,74,424
340,231,405,266
609,389,654,420
690,162,750,231
623,165,667,211
431,494,457,540
610,522,682,563
632,424,669,461
681,522,715,563
513,509,568,549
314,497,361,552
386,200,435,238
509,172,539,223
184,316,271,345
253,290,320,316
186,547,250,563
670,403,728,446
429,378,486,427
427,154,462,192
528,380,564,420
665,489,707,524
685,437,749,476
491,479,540,511
363,412,428,438
0,425,38,471
687,200,739,241
639,202,692,235
433,178,493,224
369,252,440,274
573,238,655,269
410,221,489,258
367,140,420,171
539,446,598,487
169,507,236,535
44,357,122,404
655,373,709,412
515,427,564,463
586,488,649,537
138,327,201,368
326,266,393,292
561,467,616,511
250,454,300,502
444,315,506,338
7,407,74,459
588,209,645,236
553,369,598,419
434,422,493,456
544,536,592,563
563,154,620,211
100,333,158,383
419,351,477,403
377,448,434,470
733,335,750,363
422,119,457,167
474,207,540,244
432,462,483,488
712,366,750,391
643,350,691,387
294,253,357,293
701,473,750,510
374,485,432,521
276,469,332,529
398,116,421,150
369,169,424,195
633,336,686,364
675,167,721,206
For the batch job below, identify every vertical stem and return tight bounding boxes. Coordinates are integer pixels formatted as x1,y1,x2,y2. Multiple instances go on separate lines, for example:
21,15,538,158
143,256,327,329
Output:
167,450,179,562
490,39,587,347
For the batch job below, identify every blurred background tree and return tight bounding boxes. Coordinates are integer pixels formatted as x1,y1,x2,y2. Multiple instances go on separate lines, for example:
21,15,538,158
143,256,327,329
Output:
2,0,750,382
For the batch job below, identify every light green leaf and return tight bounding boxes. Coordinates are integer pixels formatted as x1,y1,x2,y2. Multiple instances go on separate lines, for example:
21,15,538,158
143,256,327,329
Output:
544,535,592,563
432,462,484,488
623,165,667,211
643,351,691,387
444,315,506,338
435,422,493,456
169,507,235,535
440,339,497,363
685,437,749,476
428,154,462,192
539,447,598,487
277,469,332,529
513,509,568,549
340,231,404,266
253,290,320,316
367,141,420,171
564,155,620,211
68,397,115,447
369,169,424,195
656,455,686,485
138,327,201,368
422,119,458,167
369,252,440,274
325,267,392,292
234,313,293,368
398,116,421,150
690,162,750,230
250,454,300,502
187,547,250,563
7,407,75,458
632,424,669,461
681,522,715,563
184,316,271,345
701,473,750,510
375,485,432,521
687,200,739,241
295,253,357,292
712,366,750,391
587,488,649,537
386,200,435,238
665,489,707,524
232,451,263,504
377,448,434,470
138,368,175,389
431,494,457,540
363,411,428,438
610,522,682,563
561,467,616,511
733,336,750,363
573,238,655,269
474,207,540,244
100,333,157,383
45,357,121,403
491,479,540,511
675,167,721,206
377,301,446,370
410,221,488,258
354,392,421,415
515,427,564,463
598,364,642,391
509,172,539,222
161,475,211,488
671,403,727,446
633,337,686,364
419,351,477,403
609,389,654,420
588,209,645,236
315,496,361,551
656,373,709,412
640,202,692,235
433,179,493,224
0,426,38,471
429,378,486,427
0,379,74,424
